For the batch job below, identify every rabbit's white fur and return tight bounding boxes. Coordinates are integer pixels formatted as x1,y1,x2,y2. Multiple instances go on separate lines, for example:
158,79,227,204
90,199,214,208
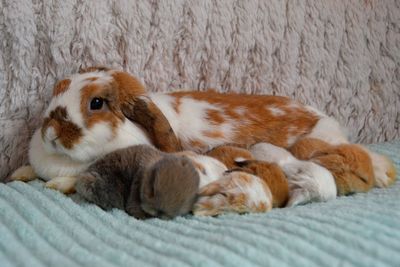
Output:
250,143,337,207
174,152,227,188
29,121,150,181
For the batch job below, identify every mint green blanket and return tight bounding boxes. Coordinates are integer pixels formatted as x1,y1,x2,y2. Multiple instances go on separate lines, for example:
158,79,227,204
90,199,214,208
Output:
1,141,399,267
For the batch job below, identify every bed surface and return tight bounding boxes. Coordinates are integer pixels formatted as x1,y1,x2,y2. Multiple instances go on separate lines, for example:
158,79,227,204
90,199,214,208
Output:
0,140,399,267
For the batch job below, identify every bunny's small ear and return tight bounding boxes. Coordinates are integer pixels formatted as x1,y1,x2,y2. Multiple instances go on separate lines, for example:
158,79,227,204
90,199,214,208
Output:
121,97,183,152
78,66,111,74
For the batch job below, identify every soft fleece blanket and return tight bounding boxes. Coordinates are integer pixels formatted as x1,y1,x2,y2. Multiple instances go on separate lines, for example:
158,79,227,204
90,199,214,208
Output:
0,140,399,267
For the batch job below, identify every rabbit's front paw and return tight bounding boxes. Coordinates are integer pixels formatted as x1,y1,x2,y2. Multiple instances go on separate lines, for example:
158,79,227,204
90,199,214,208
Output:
45,176,77,194
7,165,37,183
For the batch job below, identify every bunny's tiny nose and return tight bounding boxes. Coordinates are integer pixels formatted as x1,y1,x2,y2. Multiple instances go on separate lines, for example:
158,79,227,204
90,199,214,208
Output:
46,126,57,141
41,118,60,146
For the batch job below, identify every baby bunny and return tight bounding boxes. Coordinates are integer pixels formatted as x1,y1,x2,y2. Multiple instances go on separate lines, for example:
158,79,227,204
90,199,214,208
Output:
75,145,199,219
193,170,273,216
173,147,272,216
193,145,279,216
289,138,377,195
235,160,289,208
198,145,288,212
250,143,337,207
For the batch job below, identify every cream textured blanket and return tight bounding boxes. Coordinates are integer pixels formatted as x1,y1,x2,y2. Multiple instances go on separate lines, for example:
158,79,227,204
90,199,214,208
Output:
1,0,399,180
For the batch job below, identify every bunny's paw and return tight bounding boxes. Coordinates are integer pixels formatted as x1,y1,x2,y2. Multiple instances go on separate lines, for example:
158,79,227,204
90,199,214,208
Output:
6,165,37,183
45,176,77,194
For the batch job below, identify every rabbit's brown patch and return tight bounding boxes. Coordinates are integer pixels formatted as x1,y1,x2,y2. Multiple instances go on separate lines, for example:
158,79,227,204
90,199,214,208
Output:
206,145,253,169
80,83,122,135
85,77,98,82
78,69,148,137
203,130,225,139
312,144,375,195
290,138,375,195
289,137,330,160
111,71,147,103
189,139,207,151
206,109,226,124
121,97,182,152
237,160,289,208
169,91,319,148
42,106,83,149
53,79,71,96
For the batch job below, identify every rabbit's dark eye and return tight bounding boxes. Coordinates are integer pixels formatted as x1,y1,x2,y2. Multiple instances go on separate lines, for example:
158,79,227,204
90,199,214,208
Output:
90,97,104,110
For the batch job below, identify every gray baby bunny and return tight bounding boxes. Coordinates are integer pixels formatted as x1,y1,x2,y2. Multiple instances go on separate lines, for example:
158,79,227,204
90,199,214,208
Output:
75,145,200,219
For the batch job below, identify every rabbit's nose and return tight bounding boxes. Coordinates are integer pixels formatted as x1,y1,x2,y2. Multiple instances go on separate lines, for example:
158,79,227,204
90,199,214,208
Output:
41,118,60,143
46,125,58,141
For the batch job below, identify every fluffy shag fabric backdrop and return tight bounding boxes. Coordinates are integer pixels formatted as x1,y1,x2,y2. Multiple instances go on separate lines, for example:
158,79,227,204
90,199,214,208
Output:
0,0,399,180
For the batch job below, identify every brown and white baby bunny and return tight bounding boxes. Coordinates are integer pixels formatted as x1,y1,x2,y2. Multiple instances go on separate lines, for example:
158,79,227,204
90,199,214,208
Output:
289,138,388,195
163,146,272,216
193,171,274,216
250,143,337,207
75,145,199,219
193,145,287,216
235,159,289,208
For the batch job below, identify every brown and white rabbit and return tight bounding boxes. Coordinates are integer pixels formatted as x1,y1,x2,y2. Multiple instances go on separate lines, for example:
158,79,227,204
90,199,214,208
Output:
9,67,396,195
250,143,337,207
193,145,283,216
234,159,289,208
289,138,381,195
8,68,181,193
75,144,199,219
193,145,289,216
193,170,274,216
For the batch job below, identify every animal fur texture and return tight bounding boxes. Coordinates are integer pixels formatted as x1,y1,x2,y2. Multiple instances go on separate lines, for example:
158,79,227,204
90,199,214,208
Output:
7,67,396,209
1,0,400,181
75,145,200,219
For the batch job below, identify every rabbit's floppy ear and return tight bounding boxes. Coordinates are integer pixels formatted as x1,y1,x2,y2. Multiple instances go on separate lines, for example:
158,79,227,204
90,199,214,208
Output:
121,97,183,152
